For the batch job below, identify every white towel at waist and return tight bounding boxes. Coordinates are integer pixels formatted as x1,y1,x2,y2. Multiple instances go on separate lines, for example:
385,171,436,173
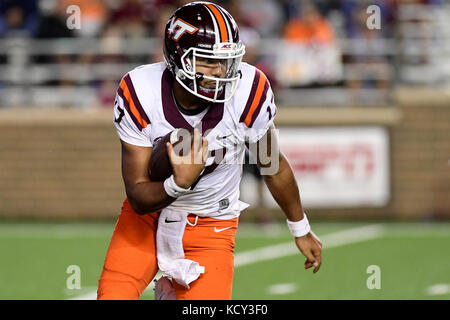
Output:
156,208,205,288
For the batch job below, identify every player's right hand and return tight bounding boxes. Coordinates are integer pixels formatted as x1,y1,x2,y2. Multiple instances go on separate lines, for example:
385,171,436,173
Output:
166,128,208,189
295,230,322,274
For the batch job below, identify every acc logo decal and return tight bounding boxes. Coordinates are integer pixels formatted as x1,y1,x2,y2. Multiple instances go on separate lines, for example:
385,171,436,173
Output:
219,43,232,49
167,17,199,41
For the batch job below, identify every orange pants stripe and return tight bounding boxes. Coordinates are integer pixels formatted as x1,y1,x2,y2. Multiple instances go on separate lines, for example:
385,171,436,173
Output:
97,199,238,300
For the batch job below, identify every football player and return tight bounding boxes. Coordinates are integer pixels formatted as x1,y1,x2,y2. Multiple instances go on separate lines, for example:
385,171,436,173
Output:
97,1,322,300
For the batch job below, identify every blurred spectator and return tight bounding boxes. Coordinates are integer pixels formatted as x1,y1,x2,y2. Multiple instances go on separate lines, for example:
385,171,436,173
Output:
97,1,178,108
97,79,119,107
60,0,108,37
5,0,446,108
150,4,177,63
235,0,284,37
222,0,253,29
107,0,148,38
277,1,342,88
283,1,336,45
344,2,392,103
36,0,74,39
0,1,39,38
225,0,277,89
342,0,394,39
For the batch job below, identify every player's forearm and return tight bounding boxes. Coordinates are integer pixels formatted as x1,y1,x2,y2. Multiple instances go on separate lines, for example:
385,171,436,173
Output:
263,153,305,222
126,181,175,214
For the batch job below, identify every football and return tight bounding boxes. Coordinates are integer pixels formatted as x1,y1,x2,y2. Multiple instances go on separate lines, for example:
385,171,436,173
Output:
148,128,196,181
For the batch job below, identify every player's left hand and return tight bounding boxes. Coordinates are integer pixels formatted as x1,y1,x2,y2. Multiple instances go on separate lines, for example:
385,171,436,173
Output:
295,231,322,274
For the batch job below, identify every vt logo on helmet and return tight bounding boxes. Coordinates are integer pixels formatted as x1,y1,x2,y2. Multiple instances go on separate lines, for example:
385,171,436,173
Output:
163,1,246,103
167,17,199,41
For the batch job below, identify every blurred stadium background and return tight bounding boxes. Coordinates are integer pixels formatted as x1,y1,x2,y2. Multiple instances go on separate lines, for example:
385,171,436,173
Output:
0,0,449,300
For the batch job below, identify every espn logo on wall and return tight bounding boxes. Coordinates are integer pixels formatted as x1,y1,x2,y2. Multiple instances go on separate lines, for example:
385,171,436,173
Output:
266,126,390,208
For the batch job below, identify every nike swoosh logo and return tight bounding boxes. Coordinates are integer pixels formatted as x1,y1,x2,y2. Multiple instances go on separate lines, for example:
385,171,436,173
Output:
165,218,180,223
214,226,232,233
216,134,232,140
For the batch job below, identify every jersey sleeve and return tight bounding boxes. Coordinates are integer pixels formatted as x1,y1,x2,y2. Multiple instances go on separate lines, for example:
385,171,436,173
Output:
113,74,152,147
238,68,277,144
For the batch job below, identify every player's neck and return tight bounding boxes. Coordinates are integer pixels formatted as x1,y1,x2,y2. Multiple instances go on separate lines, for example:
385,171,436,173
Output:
173,81,210,111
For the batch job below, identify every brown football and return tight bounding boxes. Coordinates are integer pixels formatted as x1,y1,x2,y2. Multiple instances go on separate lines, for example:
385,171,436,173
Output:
148,128,196,181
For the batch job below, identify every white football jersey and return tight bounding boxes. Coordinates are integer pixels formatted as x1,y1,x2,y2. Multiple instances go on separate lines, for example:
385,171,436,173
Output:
113,62,277,219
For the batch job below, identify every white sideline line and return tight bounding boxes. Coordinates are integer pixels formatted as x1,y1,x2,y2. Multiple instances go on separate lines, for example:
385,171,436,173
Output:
426,284,450,296
234,224,385,267
266,283,297,295
67,224,384,300
69,292,98,300
0,224,114,238
67,287,98,300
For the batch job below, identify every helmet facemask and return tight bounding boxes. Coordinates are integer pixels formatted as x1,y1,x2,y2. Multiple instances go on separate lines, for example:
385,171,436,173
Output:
175,42,245,103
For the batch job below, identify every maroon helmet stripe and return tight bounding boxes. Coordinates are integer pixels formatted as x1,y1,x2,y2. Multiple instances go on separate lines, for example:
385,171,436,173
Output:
219,6,234,42
202,4,220,43
123,74,151,125
117,86,143,131
248,80,270,128
205,3,228,43
239,70,261,123
214,4,232,42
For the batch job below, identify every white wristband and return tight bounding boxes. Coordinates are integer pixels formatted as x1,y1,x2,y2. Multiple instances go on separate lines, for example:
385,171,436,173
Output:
163,175,189,198
287,213,311,238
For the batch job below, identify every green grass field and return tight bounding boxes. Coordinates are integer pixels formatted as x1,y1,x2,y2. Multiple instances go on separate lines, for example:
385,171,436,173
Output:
0,220,449,300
